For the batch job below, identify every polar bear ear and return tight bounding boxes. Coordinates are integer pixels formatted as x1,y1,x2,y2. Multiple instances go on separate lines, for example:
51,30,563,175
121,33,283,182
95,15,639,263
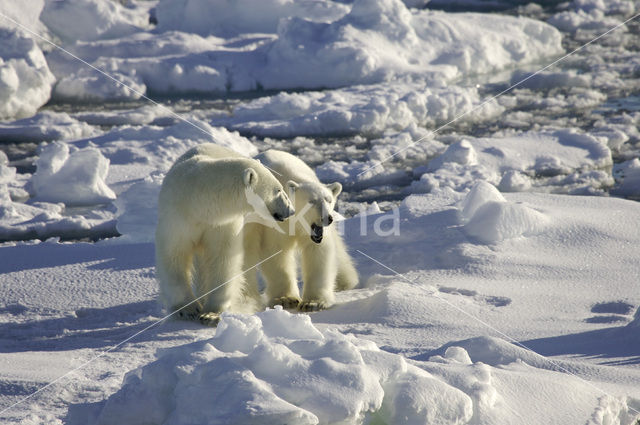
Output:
243,168,259,188
286,180,299,193
327,182,342,198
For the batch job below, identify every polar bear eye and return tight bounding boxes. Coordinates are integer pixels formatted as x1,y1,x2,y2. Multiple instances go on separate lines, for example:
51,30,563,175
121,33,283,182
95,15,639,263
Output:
324,195,332,203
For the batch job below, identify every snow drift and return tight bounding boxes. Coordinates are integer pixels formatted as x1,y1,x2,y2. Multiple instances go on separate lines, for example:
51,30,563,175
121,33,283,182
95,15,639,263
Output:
90,307,473,425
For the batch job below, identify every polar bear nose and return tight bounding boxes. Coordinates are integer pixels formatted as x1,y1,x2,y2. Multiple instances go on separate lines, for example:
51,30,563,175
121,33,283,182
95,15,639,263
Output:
273,207,295,222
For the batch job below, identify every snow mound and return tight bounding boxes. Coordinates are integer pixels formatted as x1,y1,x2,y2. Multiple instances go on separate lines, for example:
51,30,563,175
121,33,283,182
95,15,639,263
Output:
0,28,55,120
92,307,473,425
83,120,257,174
0,146,116,242
414,130,613,195
53,67,146,102
40,0,149,43
45,0,562,101
30,141,116,206
548,0,635,33
222,83,501,137
155,0,349,37
612,158,640,199
459,181,548,244
0,0,48,37
426,336,640,425
0,111,97,143
0,197,115,242
260,0,562,90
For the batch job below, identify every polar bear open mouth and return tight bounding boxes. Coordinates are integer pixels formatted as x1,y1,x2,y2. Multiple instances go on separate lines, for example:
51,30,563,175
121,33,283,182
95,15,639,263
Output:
310,223,323,243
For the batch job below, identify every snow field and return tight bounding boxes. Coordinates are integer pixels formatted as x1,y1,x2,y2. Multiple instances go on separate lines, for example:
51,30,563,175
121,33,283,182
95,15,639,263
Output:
1,0,640,424
2,183,640,424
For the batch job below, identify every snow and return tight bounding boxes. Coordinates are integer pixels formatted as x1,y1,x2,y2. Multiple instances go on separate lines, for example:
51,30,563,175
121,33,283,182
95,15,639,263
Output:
0,28,55,120
29,141,116,206
459,182,549,244
612,158,640,199
219,83,503,137
1,0,640,424
3,190,640,424
43,0,562,103
154,0,350,37
40,0,150,43
0,111,97,143
548,0,636,33
0,0,48,39
412,130,614,195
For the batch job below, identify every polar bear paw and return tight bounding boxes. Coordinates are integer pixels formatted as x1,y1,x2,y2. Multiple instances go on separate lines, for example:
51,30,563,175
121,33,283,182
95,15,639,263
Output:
298,300,330,312
270,296,301,309
176,304,202,321
198,312,221,327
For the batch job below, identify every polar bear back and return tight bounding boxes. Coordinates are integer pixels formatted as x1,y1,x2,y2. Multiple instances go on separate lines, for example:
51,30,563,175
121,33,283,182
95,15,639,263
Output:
176,143,244,164
255,149,319,185
159,156,256,224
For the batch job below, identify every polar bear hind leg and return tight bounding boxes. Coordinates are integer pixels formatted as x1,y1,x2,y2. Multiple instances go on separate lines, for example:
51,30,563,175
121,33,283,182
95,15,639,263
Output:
155,228,201,320
334,234,359,291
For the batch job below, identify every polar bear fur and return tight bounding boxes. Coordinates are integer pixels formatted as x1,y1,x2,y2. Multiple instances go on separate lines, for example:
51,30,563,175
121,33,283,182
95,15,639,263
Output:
155,144,295,325
244,149,359,311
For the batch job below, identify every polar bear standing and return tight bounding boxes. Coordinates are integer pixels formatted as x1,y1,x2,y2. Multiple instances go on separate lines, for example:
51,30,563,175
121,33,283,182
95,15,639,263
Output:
244,149,359,311
155,145,295,325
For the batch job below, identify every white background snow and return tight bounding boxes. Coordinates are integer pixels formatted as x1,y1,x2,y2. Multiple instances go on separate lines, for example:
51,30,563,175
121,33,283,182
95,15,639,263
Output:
1,0,640,424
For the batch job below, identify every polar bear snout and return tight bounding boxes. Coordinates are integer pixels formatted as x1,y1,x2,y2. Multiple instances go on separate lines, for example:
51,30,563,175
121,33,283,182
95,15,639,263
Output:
310,223,323,243
270,191,295,222
273,205,295,221
273,212,287,221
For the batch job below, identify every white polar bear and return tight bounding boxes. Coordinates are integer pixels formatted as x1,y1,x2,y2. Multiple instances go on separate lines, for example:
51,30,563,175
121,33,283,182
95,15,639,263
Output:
155,144,295,325
244,149,359,311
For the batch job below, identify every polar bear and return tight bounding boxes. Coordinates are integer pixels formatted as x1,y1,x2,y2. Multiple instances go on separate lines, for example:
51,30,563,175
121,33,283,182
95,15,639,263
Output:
155,145,295,325
244,149,359,311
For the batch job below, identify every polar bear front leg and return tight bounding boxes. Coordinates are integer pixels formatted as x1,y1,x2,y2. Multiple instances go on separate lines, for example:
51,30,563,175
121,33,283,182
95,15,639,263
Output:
299,239,337,311
195,223,246,314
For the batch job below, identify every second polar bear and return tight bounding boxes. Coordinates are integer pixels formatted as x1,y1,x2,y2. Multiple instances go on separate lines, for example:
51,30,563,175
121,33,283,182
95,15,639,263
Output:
155,144,295,325
244,149,359,311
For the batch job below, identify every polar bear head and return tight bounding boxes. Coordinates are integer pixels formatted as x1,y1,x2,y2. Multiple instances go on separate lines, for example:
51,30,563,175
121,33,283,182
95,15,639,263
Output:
286,180,342,243
243,162,295,223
